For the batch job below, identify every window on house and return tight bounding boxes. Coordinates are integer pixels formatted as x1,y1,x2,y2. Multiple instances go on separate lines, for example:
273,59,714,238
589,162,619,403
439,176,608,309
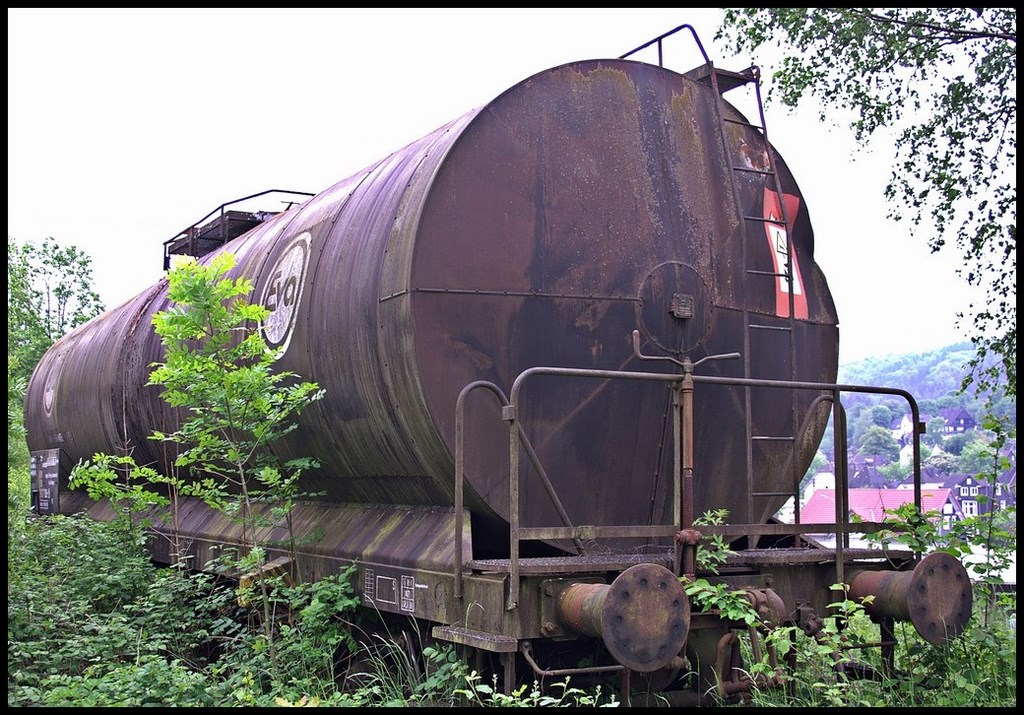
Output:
962,500,978,517
969,486,979,496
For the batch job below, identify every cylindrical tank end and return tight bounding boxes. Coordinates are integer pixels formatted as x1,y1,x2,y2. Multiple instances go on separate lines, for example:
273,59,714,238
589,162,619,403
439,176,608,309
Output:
849,551,973,644
557,563,690,672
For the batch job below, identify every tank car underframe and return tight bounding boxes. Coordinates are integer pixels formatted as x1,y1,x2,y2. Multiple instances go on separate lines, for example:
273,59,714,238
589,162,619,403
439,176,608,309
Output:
205,503,968,704
32,358,973,703
50,469,970,704
433,362,973,698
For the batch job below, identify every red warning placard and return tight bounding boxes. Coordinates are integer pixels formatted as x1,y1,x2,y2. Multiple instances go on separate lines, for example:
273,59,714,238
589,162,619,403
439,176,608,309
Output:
763,188,808,319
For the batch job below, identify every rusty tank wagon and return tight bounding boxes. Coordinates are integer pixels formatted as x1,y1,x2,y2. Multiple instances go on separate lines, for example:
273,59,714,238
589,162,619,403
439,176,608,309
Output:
24,25,972,705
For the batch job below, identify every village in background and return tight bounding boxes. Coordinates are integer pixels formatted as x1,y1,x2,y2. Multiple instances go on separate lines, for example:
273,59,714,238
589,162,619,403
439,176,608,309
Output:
775,343,1016,584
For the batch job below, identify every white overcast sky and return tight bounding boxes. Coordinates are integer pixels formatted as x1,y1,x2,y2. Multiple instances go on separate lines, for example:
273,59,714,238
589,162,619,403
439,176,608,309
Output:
8,8,983,364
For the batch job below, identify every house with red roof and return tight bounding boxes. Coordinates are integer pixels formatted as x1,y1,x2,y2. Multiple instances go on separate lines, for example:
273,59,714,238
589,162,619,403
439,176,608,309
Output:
799,487,961,547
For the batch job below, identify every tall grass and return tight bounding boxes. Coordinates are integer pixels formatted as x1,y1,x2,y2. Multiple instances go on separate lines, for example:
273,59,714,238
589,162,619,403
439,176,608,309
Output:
6,485,1016,707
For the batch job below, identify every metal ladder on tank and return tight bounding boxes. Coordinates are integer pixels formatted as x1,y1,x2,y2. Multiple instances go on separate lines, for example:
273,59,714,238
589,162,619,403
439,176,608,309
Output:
623,26,806,546
690,62,806,546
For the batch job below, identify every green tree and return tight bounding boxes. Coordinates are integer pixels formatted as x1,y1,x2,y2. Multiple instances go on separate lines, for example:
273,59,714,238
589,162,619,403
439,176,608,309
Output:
68,251,326,676
943,430,980,456
958,437,998,476
718,9,1016,398
8,355,29,472
8,236,103,505
848,404,887,449
924,449,959,475
8,236,105,385
8,355,32,533
868,403,895,429
922,416,948,449
858,424,900,463
879,459,910,483
145,252,324,668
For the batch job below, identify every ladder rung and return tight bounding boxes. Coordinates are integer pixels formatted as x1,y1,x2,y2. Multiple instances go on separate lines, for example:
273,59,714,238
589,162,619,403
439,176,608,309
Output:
746,269,788,277
751,435,795,442
722,116,764,131
753,491,797,497
733,166,774,176
742,215,786,225
749,324,793,332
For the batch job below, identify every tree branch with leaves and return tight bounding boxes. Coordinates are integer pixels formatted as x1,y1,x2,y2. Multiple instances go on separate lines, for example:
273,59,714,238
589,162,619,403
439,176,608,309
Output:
717,8,1016,399
71,251,325,674
7,236,105,386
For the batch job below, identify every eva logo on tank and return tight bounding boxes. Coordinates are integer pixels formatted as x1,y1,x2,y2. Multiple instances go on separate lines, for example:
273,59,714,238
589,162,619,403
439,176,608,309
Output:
260,231,311,355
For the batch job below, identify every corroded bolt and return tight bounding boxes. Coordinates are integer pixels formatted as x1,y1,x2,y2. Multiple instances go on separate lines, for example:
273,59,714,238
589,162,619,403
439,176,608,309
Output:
674,528,702,546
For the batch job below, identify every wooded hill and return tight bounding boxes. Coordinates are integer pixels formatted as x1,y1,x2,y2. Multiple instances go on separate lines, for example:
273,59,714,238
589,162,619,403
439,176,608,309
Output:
838,342,1015,426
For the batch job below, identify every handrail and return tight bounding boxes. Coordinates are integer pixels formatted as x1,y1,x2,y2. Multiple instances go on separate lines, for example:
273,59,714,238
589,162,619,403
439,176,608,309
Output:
690,372,924,512
503,366,686,608
619,23,710,66
453,380,586,599
459,361,925,612
162,188,315,249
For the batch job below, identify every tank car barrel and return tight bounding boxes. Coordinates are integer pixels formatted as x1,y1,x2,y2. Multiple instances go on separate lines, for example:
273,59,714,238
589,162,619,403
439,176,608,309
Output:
22,45,981,702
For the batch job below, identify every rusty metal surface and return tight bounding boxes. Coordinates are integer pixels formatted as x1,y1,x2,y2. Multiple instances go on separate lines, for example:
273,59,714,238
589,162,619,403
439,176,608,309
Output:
850,552,973,644
725,547,916,566
409,60,838,540
556,563,690,672
470,551,673,574
25,59,839,556
432,625,519,653
146,497,472,575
